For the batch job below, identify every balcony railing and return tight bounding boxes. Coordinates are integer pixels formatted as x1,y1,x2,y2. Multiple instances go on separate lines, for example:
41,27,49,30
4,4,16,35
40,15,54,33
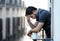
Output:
33,29,53,41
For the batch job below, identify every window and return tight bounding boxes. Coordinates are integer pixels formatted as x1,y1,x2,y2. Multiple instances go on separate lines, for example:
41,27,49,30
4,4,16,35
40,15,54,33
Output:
19,0,21,6
0,19,3,41
12,8,15,14
0,0,5,4
13,17,15,35
10,0,12,4
6,0,10,4
17,8,19,14
12,0,15,5
17,8,19,11
13,17,17,36
0,8,2,15
12,8,15,11
6,18,10,38
0,8,2,10
15,0,17,5
17,0,20,5
17,17,20,26
50,0,51,3
20,17,22,28
6,8,9,15
6,8,9,11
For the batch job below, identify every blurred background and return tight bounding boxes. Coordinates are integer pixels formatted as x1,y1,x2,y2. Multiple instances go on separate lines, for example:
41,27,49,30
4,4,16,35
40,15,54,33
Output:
0,0,52,41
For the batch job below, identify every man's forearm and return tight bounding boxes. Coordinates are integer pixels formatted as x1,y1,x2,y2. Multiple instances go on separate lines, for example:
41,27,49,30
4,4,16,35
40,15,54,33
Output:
31,27,40,33
27,20,36,29
30,23,44,33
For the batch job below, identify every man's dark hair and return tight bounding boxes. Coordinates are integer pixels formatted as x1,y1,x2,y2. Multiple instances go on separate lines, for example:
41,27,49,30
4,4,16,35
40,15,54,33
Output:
25,6,37,16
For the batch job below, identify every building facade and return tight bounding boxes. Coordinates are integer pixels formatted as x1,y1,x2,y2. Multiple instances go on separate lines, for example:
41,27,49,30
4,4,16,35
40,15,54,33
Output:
0,0,25,41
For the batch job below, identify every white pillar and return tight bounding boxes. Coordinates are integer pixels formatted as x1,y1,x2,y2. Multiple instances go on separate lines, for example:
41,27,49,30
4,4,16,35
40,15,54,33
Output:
54,0,60,41
2,7,6,40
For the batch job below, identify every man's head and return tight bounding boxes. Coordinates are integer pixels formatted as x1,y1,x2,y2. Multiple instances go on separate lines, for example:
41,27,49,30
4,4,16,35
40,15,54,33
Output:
25,6,37,19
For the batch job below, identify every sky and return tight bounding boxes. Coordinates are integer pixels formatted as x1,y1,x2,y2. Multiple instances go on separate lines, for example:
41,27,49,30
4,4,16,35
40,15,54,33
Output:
22,0,49,10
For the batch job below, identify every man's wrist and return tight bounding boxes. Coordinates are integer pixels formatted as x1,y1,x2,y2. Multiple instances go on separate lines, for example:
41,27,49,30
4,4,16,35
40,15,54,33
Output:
27,19,30,22
30,29,33,33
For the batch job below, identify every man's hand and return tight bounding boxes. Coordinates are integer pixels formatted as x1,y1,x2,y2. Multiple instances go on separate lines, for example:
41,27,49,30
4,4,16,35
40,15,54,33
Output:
27,30,32,37
27,22,44,37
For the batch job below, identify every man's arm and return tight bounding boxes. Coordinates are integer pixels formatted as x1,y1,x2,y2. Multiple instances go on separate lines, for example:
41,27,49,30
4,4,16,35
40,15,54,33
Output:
28,22,44,37
30,22,44,32
27,20,38,29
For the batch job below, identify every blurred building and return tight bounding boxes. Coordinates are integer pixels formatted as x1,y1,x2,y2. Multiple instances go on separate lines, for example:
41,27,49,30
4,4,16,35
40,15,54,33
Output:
0,0,25,41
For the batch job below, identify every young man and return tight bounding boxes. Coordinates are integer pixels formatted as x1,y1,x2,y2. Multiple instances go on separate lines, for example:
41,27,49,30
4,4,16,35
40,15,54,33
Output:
25,6,51,41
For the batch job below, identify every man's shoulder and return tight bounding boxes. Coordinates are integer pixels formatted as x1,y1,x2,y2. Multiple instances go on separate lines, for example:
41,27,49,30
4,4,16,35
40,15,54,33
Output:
38,9,51,17
41,9,51,16
38,9,50,13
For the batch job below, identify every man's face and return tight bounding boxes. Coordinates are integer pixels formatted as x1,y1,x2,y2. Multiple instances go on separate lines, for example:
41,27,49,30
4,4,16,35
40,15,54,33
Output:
30,10,37,19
